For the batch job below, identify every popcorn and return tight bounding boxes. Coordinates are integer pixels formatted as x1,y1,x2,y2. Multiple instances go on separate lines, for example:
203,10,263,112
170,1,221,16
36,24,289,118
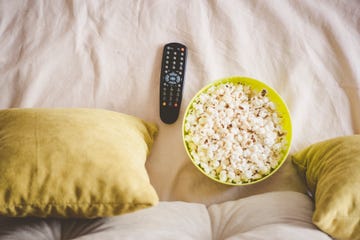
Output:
184,82,287,184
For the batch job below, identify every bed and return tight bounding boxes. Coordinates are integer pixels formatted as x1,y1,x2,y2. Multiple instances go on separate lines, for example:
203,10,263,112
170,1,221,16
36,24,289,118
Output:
0,0,359,239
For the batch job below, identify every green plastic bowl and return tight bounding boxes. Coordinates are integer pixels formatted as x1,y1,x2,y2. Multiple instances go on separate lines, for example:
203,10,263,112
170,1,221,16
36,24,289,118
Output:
182,76,292,186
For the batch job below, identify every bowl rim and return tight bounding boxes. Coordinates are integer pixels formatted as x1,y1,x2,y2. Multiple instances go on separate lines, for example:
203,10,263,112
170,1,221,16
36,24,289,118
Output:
182,76,293,186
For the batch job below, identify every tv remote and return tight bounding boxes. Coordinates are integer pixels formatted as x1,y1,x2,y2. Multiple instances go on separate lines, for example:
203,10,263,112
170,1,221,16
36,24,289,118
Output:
159,42,187,124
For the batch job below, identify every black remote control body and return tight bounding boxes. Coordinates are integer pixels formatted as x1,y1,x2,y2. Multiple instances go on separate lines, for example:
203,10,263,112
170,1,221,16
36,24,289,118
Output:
159,42,187,124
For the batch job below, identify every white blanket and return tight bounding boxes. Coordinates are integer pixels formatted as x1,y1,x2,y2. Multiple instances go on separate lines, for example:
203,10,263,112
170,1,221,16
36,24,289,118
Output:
0,0,359,205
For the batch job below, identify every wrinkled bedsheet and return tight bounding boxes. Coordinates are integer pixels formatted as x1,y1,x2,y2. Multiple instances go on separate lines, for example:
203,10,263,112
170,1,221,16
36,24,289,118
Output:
0,0,359,205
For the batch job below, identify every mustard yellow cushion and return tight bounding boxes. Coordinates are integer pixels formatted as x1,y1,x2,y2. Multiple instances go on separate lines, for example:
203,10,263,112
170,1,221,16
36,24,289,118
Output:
292,135,360,240
0,108,159,218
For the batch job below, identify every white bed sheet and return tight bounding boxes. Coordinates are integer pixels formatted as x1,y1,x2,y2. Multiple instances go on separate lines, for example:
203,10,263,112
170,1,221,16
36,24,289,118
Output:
0,0,359,205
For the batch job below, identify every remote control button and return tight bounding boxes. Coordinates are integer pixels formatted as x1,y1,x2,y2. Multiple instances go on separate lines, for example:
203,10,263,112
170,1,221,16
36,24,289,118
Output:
165,72,182,85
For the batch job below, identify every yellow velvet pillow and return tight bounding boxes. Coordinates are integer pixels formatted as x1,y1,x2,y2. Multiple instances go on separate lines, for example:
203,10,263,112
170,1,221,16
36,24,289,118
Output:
0,108,159,218
292,135,360,240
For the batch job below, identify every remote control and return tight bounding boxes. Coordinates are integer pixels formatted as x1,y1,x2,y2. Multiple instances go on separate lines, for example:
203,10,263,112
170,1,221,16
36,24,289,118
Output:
159,42,187,124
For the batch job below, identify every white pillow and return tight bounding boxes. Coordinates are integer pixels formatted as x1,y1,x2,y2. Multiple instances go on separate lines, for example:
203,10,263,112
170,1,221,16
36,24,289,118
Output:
0,192,332,240
0,202,211,240
208,191,332,240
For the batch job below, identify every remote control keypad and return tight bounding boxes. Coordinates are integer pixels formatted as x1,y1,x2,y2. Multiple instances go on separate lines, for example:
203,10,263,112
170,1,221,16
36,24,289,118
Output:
161,46,185,108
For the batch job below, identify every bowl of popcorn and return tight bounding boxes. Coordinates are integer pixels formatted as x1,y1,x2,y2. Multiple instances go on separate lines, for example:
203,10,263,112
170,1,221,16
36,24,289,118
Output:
182,76,292,185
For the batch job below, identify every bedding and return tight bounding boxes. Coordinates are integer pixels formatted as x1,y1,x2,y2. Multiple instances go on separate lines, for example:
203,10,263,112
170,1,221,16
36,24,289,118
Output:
292,135,360,240
0,0,359,239
0,108,158,218
0,192,333,240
